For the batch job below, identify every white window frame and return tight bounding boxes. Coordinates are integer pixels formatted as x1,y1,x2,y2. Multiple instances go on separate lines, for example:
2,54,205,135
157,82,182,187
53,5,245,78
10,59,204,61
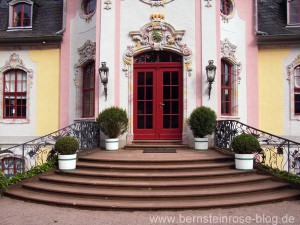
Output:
7,0,33,30
287,55,300,120
0,53,33,124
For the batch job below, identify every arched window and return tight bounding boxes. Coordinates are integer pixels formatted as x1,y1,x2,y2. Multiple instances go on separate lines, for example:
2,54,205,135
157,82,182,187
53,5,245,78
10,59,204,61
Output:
82,61,95,117
13,3,32,27
294,66,300,115
3,69,27,119
221,60,233,115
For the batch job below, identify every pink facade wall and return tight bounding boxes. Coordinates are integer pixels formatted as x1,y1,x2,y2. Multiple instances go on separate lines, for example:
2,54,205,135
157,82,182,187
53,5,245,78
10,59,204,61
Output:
59,1,78,128
236,1,259,127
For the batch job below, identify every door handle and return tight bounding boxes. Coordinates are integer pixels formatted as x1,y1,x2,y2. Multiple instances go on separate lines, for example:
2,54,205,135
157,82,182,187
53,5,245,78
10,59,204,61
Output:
159,102,165,107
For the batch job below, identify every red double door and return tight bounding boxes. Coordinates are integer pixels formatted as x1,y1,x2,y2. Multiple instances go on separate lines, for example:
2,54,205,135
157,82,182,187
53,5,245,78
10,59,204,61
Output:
133,64,183,140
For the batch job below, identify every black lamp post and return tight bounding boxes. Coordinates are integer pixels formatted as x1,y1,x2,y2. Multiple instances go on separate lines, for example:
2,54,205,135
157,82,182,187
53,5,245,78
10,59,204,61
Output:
206,60,217,100
99,62,109,101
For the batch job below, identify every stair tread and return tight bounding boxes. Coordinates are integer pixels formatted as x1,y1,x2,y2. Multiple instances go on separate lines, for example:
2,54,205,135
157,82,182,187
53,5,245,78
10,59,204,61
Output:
76,161,235,169
40,173,271,187
23,180,289,197
6,188,300,209
55,168,253,178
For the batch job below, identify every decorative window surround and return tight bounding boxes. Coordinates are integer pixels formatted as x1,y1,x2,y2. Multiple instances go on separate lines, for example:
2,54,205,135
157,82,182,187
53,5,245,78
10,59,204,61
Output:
0,53,33,124
74,40,96,119
220,0,235,23
7,0,33,30
220,38,242,117
139,0,174,7
123,13,192,77
287,55,300,120
79,0,96,22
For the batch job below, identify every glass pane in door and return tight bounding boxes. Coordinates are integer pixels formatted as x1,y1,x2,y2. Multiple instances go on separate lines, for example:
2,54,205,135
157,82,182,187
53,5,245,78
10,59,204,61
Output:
137,72,153,129
162,71,179,129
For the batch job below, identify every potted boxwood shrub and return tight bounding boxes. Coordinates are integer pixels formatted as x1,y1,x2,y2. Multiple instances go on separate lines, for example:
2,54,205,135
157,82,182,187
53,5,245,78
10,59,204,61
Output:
231,133,261,170
186,106,217,150
54,136,79,171
97,106,128,151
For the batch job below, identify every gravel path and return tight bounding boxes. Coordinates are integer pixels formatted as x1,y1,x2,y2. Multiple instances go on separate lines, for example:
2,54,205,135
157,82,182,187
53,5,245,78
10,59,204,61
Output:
0,197,300,225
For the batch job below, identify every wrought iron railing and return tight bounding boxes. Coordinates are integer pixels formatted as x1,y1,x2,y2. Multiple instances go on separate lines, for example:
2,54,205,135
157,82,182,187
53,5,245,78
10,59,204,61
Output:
215,120,300,175
0,122,100,177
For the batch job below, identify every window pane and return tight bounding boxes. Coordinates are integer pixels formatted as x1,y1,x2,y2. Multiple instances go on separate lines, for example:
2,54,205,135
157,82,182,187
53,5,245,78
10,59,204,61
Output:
146,87,153,100
146,101,152,114
138,87,144,100
163,115,170,128
295,76,300,88
172,101,179,114
172,116,179,128
164,87,170,99
137,102,144,114
163,72,170,85
146,116,153,129
172,72,178,85
163,101,171,114
137,116,144,129
138,72,144,85
146,72,153,85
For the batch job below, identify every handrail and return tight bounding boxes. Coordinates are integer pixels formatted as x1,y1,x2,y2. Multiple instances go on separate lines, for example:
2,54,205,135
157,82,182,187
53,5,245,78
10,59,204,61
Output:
0,121,100,177
215,120,300,175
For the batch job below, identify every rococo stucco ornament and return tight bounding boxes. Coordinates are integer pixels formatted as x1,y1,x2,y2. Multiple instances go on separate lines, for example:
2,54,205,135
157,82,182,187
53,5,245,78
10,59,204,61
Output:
221,38,242,84
74,40,96,86
287,55,300,82
204,0,212,7
139,0,174,7
104,0,112,10
123,13,192,76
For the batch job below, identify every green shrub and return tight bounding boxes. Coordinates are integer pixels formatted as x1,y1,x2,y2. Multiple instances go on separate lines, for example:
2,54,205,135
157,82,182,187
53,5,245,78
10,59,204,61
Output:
54,136,79,155
0,172,9,191
231,133,261,154
97,107,128,138
186,106,217,138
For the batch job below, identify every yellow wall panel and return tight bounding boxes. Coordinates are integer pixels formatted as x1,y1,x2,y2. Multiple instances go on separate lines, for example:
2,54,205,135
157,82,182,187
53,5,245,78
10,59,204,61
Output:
29,49,60,136
258,49,290,135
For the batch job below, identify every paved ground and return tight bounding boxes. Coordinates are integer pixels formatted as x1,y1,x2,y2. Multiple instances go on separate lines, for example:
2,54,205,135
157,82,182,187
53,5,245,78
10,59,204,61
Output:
1,196,300,225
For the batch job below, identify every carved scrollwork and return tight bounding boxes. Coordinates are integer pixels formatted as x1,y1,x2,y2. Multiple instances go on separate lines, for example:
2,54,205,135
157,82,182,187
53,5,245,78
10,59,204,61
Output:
74,40,96,86
123,13,193,76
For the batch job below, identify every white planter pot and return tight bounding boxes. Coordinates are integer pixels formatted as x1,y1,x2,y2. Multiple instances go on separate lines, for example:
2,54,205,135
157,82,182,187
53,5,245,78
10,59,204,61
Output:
194,137,208,150
58,154,77,171
105,138,119,151
235,153,254,170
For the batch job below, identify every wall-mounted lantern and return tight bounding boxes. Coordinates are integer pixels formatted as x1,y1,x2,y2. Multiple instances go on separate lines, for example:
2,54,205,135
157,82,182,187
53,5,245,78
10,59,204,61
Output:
206,60,217,100
99,62,109,101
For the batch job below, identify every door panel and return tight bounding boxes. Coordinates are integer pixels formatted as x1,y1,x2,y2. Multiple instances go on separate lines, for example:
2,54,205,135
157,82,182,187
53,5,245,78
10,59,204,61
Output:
134,66,182,140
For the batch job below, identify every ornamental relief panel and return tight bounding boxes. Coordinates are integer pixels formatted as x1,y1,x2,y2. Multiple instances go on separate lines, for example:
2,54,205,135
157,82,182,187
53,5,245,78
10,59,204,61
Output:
139,0,174,7
74,40,96,87
123,13,192,76
287,55,300,82
221,38,242,83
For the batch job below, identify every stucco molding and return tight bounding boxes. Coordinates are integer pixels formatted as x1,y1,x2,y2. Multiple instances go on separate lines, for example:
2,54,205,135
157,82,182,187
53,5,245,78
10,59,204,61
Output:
286,55,300,120
287,55,300,81
204,0,212,8
104,0,112,10
220,0,235,23
0,53,33,124
139,0,174,7
221,38,242,82
123,13,192,76
79,0,96,22
74,40,96,87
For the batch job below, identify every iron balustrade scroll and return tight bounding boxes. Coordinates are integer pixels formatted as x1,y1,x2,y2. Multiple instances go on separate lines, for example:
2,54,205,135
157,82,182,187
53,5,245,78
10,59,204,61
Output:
215,120,300,176
0,122,100,177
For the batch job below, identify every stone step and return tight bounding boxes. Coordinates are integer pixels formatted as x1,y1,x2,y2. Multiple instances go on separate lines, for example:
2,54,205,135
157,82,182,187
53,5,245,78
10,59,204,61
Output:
132,140,184,145
55,168,253,179
22,180,289,198
76,161,235,170
39,173,271,188
6,188,300,210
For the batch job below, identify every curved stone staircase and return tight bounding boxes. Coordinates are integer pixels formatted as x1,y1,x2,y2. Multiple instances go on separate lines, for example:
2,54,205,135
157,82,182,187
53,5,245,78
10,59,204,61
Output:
5,149,300,210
